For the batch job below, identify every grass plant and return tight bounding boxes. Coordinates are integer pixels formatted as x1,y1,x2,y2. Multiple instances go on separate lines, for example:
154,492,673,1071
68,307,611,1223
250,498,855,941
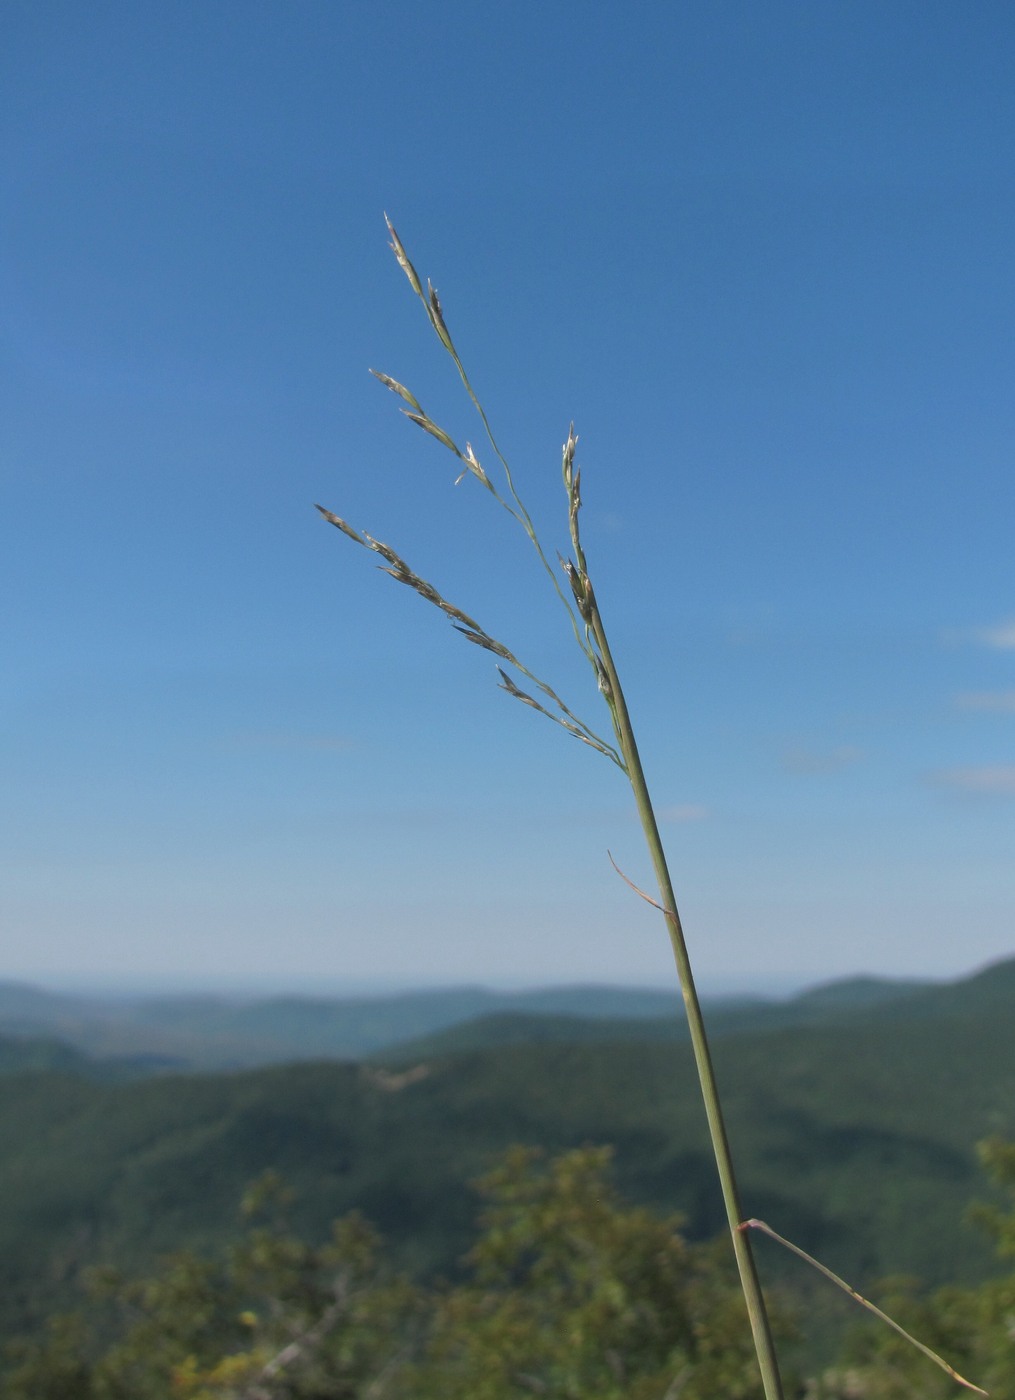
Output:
317,218,983,1398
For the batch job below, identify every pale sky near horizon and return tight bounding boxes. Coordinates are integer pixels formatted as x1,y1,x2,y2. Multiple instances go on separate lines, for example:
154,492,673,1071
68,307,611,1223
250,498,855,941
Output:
3,2,1015,995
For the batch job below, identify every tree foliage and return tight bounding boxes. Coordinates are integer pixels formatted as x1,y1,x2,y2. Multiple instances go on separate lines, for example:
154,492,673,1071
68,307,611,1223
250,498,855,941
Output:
411,1144,792,1400
3,1147,791,1399
8,1139,1015,1399
3,1171,422,1400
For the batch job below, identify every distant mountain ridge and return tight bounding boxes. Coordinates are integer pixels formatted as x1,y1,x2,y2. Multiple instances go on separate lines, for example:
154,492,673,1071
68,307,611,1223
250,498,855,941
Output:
377,971,937,1061
0,981,693,1070
0,959,998,1072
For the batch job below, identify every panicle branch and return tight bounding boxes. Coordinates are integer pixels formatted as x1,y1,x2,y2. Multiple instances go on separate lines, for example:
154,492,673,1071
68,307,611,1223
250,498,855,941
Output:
314,505,624,769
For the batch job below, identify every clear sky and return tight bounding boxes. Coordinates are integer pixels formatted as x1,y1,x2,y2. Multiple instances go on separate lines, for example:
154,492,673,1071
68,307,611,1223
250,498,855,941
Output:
3,2,1014,995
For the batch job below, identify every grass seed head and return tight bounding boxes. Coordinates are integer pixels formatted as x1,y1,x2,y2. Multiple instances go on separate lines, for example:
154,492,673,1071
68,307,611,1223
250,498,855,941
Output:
427,280,455,353
384,214,423,297
369,369,423,413
568,468,583,551
401,411,464,459
594,654,612,698
435,598,478,627
562,557,592,622
461,443,492,490
315,505,365,544
561,425,578,488
377,564,416,588
495,668,541,711
453,626,512,661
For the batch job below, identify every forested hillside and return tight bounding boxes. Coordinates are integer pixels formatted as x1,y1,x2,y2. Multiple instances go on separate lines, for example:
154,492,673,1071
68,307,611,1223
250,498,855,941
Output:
1,959,1014,1364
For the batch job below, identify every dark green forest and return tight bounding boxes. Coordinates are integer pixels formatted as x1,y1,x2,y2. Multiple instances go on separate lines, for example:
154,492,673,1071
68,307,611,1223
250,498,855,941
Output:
2,960,1015,1395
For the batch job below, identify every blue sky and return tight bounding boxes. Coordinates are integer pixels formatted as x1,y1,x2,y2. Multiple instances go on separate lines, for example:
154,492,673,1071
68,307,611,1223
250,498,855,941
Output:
3,1,1014,994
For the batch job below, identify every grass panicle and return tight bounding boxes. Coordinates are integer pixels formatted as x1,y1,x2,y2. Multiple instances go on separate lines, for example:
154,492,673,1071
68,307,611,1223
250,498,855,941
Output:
317,217,986,1400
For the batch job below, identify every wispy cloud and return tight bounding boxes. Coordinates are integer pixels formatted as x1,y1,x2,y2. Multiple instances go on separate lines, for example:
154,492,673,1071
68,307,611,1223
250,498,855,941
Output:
955,691,1015,713
780,745,864,776
930,766,1015,796
972,619,1015,650
658,803,710,823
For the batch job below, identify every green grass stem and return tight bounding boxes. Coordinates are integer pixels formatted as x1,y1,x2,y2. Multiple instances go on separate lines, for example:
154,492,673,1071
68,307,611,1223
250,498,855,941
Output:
585,591,786,1399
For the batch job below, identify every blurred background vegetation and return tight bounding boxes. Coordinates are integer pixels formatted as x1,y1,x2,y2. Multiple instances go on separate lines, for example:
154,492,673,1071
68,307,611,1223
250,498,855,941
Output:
1,962,1014,1393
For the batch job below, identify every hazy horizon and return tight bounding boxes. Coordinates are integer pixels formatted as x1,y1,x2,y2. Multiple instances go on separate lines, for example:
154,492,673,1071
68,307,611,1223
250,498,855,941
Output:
0,959,977,1006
